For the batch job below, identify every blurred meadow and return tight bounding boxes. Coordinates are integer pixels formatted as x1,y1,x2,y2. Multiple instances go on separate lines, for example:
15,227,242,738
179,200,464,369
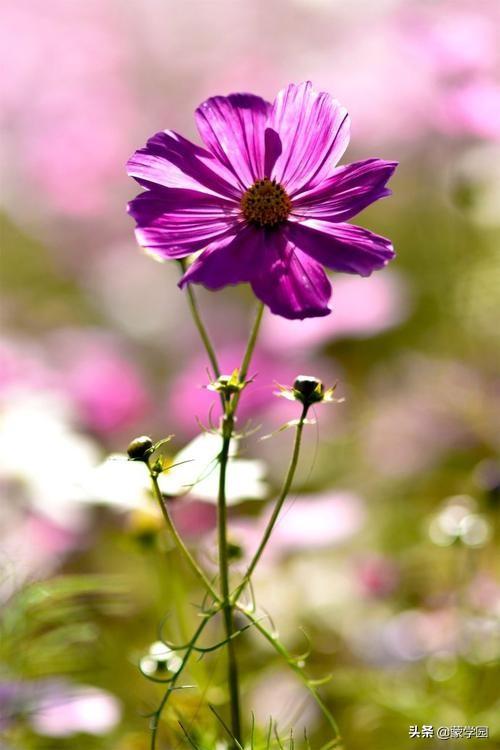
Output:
1,1,500,748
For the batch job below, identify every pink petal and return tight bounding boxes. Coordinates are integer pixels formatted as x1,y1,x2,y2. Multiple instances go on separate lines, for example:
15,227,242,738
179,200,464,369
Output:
268,82,350,195
287,220,395,276
292,159,397,221
179,225,264,290
251,232,332,319
196,93,272,189
127,130,241,199
128,188,239,259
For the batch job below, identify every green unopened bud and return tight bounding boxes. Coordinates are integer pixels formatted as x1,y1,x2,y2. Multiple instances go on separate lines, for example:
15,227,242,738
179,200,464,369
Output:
293,375,325,405
127,435,154,460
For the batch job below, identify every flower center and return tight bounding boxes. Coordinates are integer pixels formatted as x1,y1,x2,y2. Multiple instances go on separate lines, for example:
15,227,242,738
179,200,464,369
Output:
240,178,292,228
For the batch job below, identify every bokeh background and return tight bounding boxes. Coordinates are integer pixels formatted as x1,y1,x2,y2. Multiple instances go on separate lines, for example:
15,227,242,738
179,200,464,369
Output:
1,1,500,748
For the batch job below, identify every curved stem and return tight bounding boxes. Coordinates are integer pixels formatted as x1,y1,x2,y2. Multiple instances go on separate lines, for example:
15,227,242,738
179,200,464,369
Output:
150,471,220,605
150,614,213,750
235,606,341,746
232,403,309,604
179,259,220,378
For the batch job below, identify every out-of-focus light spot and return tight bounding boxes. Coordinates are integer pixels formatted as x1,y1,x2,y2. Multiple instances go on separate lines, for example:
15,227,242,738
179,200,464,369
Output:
426,651,457,681
461,617,500,665
429,495,491,549
429,516,455,547
459,514,491,548
428,495,480,546
450,144,500,227
139,656,157,676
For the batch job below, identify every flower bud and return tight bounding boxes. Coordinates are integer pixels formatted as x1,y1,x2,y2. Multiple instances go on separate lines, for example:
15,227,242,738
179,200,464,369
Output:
208,371,244,397
293,375,324,405
227,540,244,561
217,375,240,393
127,435,154,460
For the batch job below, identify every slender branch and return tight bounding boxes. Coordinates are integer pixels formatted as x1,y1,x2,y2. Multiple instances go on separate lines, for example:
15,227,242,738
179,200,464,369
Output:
232,403,309,604
179,258,220,378
150,614,213,750
149,471,220,604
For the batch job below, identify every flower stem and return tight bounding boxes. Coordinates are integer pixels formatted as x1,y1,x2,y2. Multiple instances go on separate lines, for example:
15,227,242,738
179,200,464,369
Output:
150,613,214,750
179,259,220,378
239,302,265,383
235,605,341,743
179,289,265,745
149,470,220,604
216,302,265,747
217,414,242,748
232,403,309,604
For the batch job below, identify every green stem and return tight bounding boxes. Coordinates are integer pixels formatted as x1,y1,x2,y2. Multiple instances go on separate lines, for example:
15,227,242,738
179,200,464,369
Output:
150,613,213,750
179,259,220,378
236,606,342,745
176,288,264,745
149,471,220,604
239,302,265,383
218,416,243,748
232,403,309,604
215,301,265,746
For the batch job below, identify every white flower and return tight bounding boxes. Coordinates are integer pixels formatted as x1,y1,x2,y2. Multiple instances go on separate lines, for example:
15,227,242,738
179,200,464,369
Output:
0,391,99,531
158,432,267,506
78,432,267,513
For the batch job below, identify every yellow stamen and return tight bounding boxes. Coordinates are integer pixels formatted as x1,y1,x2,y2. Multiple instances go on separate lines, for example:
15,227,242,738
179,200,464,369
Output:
241,177,291,228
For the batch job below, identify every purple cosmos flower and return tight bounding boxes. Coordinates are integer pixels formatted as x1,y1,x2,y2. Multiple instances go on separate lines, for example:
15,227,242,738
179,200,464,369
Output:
127,82,397,319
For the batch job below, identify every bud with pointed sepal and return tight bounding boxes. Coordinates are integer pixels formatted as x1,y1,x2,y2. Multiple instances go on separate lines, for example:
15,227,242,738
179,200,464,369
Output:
127,435,154,461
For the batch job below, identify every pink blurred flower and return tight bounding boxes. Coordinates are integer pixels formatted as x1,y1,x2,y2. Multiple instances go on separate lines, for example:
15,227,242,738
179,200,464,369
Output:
50,331,151,436
0,1,136,217
467,574,500,614
0,332,150,437
261,271,408,352
312,18,436,149
349,607,460,665
30,685,121,738
363,356,500,477
230,490,365,566
170,500,217,539
311,2,500,148
248,669,318,734
385,609,460,663
440,80,500,141
404,2,500,142
0,338,56,395
356,554,399,599
407,7,498,77
0,513,81,602
268,491,365,552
